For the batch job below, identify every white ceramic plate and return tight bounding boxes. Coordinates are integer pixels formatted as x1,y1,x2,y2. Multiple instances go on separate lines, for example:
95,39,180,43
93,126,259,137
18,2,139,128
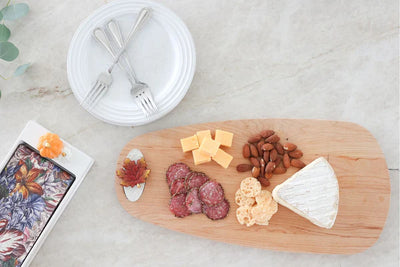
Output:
67,0,196,126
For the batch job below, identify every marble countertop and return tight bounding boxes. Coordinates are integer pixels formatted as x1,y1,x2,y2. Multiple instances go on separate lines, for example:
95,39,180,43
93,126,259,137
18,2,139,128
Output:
0,0,398,266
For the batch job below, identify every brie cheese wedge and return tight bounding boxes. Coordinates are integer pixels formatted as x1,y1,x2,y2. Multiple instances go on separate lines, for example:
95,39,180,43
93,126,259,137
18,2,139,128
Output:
123,149,146,202
272,157,339,229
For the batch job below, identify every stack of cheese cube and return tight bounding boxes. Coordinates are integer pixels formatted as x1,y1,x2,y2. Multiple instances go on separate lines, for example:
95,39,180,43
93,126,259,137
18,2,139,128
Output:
180,130,234,168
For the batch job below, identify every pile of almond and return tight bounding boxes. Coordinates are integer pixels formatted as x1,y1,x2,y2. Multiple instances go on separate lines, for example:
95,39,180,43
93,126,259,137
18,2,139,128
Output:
236,130,305,187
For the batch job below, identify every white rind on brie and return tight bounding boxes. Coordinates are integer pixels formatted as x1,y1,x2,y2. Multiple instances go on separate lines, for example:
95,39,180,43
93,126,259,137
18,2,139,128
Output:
124,149,146,202
272,157,339,229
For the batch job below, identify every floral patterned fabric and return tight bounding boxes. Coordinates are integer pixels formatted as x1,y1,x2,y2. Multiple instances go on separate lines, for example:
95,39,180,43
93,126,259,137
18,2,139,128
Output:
0,144,74,267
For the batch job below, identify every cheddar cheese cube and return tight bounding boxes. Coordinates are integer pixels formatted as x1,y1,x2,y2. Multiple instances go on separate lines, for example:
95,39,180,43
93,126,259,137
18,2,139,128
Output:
192,149,211,165
214,130,234,147
212,148,233,169
199,137,220,157
180,135,199,152
196,130,212,146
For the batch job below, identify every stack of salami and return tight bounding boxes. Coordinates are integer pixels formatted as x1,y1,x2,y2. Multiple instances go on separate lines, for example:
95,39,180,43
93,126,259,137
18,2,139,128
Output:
166,163,230,220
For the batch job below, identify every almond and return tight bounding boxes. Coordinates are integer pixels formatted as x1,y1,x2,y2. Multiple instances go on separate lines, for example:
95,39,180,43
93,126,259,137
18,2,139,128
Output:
260,158,266,177
265,134,280,143
275,142,284,155
257,140,264,156
248,135,262,143
261,143,274,151
236,164,252,172
263,151,270,162
251,166,260,178
265,161,276,173
291,159,306,168
269,149,278,162
273,166,287,174
250,144,259,157
283,142,297,152
242,144,250,158
274,156,282,167
289,149,303,159
264,173,273,179
258,177,270,186
283,153,290,168
260,130,275,138
250,157,260,167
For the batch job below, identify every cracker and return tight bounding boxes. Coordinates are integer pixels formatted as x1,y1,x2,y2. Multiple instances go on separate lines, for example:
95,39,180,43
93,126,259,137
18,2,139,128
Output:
236,206,255,227
235,189,256,207
255,190,272,206
240,177,261,198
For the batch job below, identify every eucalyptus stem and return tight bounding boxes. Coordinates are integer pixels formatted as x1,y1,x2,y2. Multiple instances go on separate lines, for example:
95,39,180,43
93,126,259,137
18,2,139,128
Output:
0,73,8,80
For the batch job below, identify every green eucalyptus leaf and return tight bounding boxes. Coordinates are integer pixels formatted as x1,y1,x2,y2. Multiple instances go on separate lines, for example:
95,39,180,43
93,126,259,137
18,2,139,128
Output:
14,63,30,76
1,3,29,21
0,24,11,41
0,12,3,21
0,41,19,61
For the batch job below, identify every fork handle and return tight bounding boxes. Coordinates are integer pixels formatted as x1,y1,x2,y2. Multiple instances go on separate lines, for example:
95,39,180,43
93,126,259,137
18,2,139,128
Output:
107,20,140,84
111,8,151,65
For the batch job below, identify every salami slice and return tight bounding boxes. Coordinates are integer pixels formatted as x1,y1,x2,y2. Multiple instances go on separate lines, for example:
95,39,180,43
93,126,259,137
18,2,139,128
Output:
169,193,191,218
186,172,209,189
203,199,230,220
166,163,190,187
199,181,225,206
185,188,202,214
170,177,187,195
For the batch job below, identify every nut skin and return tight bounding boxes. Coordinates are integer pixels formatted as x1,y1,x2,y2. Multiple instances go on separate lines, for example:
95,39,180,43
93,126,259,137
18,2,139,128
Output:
243,144,251,158
265,161,276,173
265,134,280,143
260,130,275,138
236,164,252,172
250,157,260,167
263,151,270,162
275,142,284,155
251,167,260,177
248,135,262,143
289,150,303,159
274,156,282,167
261,143,274,151
260,158,266,177
283,143,297,152
269,149,278,162
250,144,259,158
291,159,306,168
257,140,264,156
283,153,291,168
273,166,287,174
264,173,273,179
258,177,270,186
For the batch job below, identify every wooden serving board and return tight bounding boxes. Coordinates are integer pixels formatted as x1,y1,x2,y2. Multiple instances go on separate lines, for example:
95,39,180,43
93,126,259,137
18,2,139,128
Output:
114,119,390,254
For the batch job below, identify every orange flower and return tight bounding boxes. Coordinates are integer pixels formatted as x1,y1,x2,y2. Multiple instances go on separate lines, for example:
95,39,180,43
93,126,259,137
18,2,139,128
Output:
116,158,150,187
11,162,43,199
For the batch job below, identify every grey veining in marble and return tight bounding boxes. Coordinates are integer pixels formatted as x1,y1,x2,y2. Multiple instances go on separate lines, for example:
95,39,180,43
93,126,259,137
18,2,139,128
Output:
0,0,398,266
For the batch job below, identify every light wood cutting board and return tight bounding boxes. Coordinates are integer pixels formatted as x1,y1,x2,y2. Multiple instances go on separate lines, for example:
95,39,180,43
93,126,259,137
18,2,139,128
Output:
114,119,390,254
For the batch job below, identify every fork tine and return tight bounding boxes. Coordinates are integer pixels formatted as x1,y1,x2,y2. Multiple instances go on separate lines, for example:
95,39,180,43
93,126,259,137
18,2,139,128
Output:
135,94,149,116
142,94,155,114
87,84,106,110
148,94,158,112
140,94,152,116
89,84,107,110
81,81,101,107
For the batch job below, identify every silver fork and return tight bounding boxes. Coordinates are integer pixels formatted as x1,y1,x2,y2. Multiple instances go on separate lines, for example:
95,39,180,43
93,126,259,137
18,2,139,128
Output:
81,7,151,110
106,20,158,115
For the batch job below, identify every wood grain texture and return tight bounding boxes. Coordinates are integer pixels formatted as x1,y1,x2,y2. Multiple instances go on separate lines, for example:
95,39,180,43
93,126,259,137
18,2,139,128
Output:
114,119,390,254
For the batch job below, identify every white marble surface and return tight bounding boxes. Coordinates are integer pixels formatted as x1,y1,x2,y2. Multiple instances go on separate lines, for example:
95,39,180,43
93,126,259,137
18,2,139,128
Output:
0,0,398,266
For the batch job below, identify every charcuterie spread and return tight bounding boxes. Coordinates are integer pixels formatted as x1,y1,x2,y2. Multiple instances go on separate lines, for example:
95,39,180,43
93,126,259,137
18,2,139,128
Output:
114,119,391,253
